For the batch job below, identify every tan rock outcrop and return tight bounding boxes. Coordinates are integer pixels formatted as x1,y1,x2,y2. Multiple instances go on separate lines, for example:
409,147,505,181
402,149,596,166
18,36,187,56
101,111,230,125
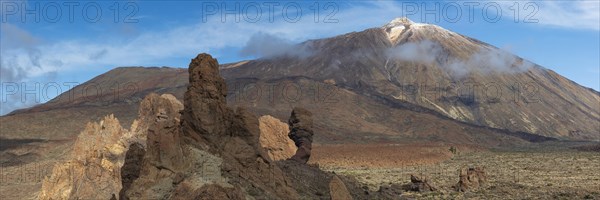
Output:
39,93,183,200
259,115,297,161
329,175,353,200
39,115,132,200
455,166,487,192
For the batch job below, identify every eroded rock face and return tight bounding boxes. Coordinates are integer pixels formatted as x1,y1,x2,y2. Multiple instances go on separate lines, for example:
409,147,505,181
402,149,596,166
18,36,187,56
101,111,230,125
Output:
118,143,145,199
288,107,314,164
259,115,297,161
329,175,353,200
455,166,487,192
39,115,133,200
39,93,183,200
122,93,187,199
181,53,230,142
138,93,185,172
124,53,298,199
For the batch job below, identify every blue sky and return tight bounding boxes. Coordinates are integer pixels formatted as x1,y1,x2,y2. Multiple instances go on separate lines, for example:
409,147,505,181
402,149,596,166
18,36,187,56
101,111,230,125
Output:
1,0,599,115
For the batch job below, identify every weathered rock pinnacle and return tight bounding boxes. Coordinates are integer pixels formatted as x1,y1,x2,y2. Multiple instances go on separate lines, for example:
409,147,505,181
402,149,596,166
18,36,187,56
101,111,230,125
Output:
288,107,314,164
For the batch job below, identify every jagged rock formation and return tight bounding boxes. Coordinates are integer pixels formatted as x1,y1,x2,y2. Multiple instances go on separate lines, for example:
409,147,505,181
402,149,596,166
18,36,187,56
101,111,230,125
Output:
455,166,487,192
123,53,299,199
409,174,436,192
258,115,297,161
120,93,187,199
38,93,181,200
288,108,315,164
39,115,137,200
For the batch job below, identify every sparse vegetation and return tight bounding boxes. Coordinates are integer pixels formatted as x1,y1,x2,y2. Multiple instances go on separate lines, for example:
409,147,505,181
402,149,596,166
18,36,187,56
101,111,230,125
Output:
327,149,600,199
449,146,457,154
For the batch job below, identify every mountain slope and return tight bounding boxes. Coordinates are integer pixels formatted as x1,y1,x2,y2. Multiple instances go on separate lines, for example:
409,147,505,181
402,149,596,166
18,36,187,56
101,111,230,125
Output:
2,17,597,144
221,17,600,140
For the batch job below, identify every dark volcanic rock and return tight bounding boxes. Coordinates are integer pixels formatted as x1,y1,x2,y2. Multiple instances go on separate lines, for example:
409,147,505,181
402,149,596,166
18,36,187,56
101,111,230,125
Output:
125,53,298,199
288,107,315,164
119,143,145,200
181,53,230,143
278,160,333,199
409,174,436,192
122,93,186,199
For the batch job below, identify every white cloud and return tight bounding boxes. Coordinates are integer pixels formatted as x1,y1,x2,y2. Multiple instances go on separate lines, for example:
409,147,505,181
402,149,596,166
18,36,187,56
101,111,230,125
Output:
499,1,600,30
239,32,315,58
386,40,534,78
386,40,442,64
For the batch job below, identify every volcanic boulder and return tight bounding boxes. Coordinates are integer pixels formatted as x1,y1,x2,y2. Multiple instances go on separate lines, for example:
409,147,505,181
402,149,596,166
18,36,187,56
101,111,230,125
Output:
288,107,314,164
409,174,436,192
258,115,297,161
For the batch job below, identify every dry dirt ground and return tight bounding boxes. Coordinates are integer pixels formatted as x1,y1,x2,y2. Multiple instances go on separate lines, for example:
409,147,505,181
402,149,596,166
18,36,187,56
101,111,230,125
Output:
310,143,483,169
1,142,599,199
319,144,600,199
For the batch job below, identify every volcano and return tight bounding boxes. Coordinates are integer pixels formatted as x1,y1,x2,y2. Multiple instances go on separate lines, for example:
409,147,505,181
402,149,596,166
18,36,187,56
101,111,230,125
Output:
2,17,600,200
4,18,598,147
221,17,599,141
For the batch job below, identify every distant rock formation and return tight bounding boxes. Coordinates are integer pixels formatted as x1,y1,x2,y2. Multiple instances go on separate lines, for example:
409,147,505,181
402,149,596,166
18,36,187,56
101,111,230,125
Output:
455,166,487,192
258,115,297,161
288,107,314,164
409,174,436,192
